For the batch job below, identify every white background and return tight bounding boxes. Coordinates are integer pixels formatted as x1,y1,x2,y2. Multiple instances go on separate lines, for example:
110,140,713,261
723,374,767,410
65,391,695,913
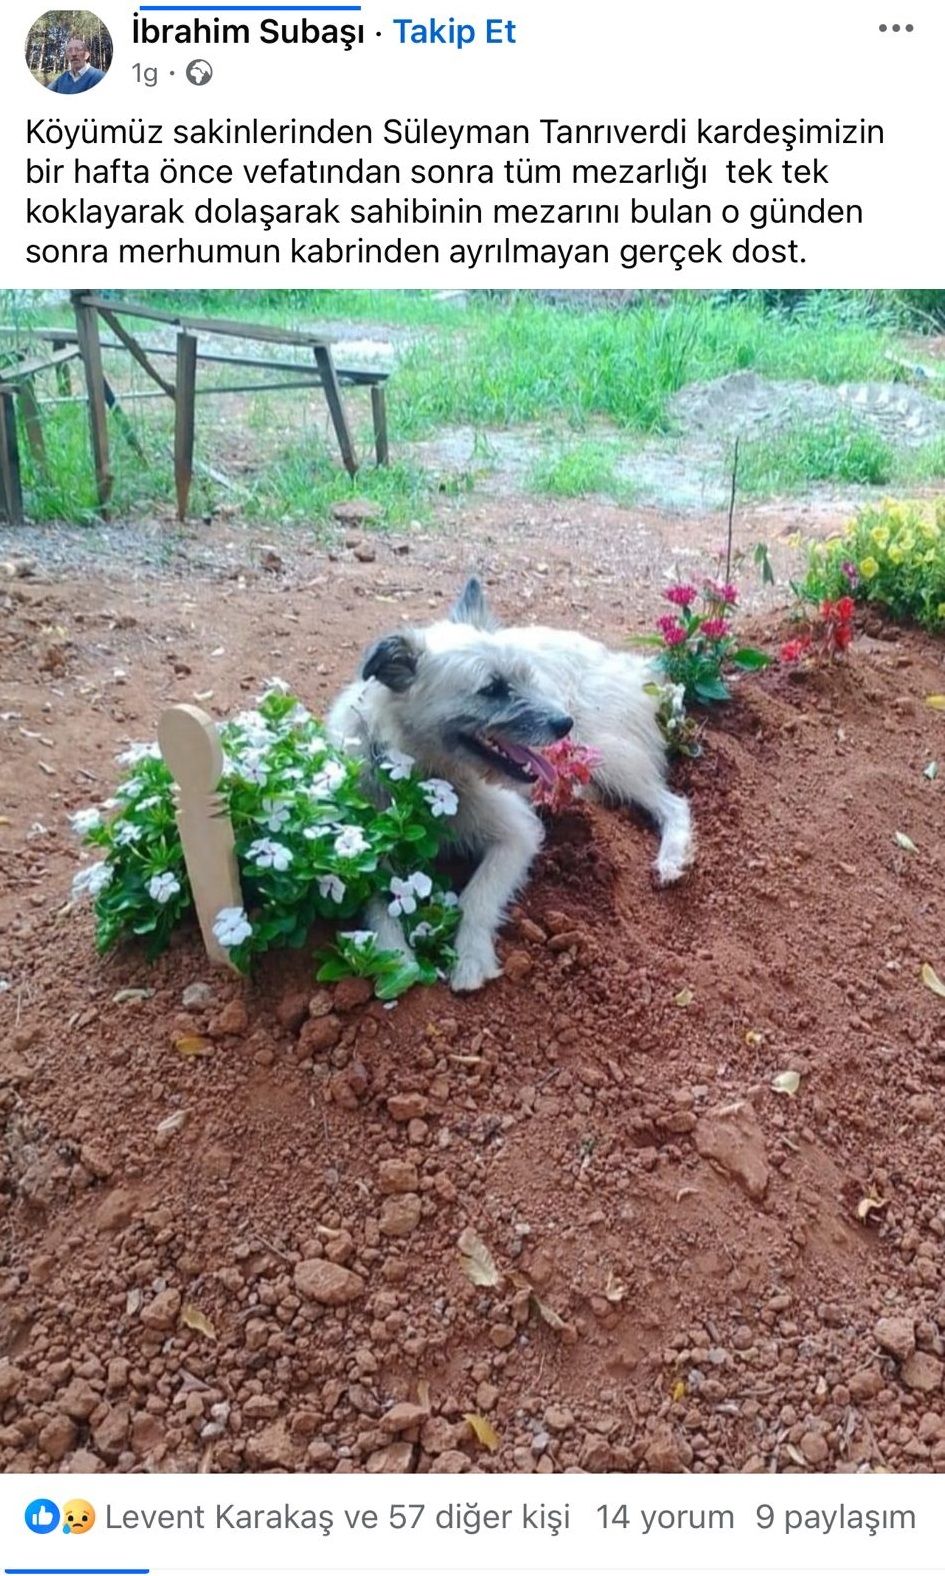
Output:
0,0,942,286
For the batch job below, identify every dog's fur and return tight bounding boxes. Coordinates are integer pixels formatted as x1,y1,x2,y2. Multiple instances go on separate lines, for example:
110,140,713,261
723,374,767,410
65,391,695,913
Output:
327,578,693,992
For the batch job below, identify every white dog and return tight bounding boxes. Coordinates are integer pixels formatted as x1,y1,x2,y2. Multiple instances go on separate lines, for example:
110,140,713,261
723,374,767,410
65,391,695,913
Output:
328,578,693,992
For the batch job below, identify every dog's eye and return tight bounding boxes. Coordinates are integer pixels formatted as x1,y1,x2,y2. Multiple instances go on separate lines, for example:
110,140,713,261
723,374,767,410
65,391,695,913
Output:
478,676,510,700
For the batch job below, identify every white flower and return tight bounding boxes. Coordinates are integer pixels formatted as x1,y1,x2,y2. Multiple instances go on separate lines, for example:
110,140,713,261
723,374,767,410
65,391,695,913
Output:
308,760,346,799
213,906,252,948
116,741,162,766
380,749,416,782
317,874,346,904
258,676,290,698
301,735,328,759
340,930,375,950
285,703,311,727
101,797,119,811
334,825,368,859
303,824,336,841
259,796,291,834
116,777,144,800
115,821,144,846
136,795,163,813
441,891,460,908
409,921,434,943
247,838,292,872
421,778,459,818
389,870,434,918
231,711,276,750
69,807,101,836
282,767,305,782
148,872,181,904
72,861,113,899
238,750,270,785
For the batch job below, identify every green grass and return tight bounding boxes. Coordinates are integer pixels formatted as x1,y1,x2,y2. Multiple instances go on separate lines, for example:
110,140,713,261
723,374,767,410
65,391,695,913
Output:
528,440,635,503
739,418,945,495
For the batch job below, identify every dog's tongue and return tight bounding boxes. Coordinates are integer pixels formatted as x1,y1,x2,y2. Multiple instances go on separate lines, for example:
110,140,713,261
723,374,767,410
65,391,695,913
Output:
501,741,557,786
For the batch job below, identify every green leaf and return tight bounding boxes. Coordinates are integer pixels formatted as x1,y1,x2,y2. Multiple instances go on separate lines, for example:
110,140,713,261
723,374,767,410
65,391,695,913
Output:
628,634,667,648
375,962,423,1000
729,647,770,670
694,676,730,703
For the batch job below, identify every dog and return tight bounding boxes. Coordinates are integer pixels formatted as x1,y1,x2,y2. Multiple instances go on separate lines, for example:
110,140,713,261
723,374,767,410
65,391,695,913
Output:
327,578,693,992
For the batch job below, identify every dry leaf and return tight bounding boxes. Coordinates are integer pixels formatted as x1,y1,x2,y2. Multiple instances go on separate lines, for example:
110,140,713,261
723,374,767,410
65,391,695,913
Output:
175,1035,212,1057
457,1226,500,1288
126,1287,142,1316
924,761,939,780
464,1412,500,1452
530,1292,573,1335
744,1029,764,1046
671,1379,686,1402
416,1379,431,1413
180,1304,217,1340
894,831,917,853
156,1111,187,1134
926,695,945,711
771,1070,801,1097
674,987,694,1008
921,963,945,999
604,1270,626,1304
113,988,154,1004
856,1196,887,1223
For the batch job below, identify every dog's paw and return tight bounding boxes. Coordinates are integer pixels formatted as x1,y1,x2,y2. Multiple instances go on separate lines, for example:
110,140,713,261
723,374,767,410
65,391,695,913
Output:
450,939,502,993
654,856,688,887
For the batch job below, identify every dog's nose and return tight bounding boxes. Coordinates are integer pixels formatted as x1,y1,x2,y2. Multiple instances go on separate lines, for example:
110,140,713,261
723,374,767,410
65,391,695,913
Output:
551,713,574,739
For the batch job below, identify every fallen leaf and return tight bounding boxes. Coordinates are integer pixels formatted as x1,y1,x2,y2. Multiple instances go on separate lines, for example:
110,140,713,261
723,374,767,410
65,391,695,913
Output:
674,987,694,1008
604,1270,626,1303
112,988,154,1004
38,761,56,776
921,963,945,999
0,816,10,826
675,1186,699,1202
416,1379,431,1413
894,831,917,853
771,1070,801,1097
193,690,214,702
156,1111,187,1134
175,1035,212,1057
924,761,939,780
126,1287,142,1316
530,1293,574,1337
180,1304,217,1340
856,1196,887,1223
744,1029,764,1046
926,695,945,711
785,1443,807,1467
464,1412,500,1452
671,1379,686,1403
457,1226,500,1288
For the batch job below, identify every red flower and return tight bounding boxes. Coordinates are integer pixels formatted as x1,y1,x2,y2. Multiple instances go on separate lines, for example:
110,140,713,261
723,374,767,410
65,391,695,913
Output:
836,596,855,622
780,637,812,664
664,583,699,607
701,617,730,641
705,579,739,606
656,615,688,647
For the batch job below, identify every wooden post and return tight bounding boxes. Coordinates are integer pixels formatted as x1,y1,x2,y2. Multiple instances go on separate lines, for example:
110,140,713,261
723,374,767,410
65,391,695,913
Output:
158,704,242,970
371,383,390,467
72,292,113,512
174,330,198,521
0,387,24,524
51,338,73,396
18,377,46,466
313,344,358,476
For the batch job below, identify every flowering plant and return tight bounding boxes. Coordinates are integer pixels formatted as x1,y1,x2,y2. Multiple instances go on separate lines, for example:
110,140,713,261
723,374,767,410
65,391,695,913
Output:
642,680,704,758
68,683,461,997
635,579,769,704
780,595,855,668
530,739,603,813
799,499,945,630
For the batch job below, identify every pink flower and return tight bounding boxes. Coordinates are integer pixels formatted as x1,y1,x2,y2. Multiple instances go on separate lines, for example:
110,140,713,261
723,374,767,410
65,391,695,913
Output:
705,579,739,606
656,615,688,647
780,637,812,665
701,617,730,640
664,583,699,607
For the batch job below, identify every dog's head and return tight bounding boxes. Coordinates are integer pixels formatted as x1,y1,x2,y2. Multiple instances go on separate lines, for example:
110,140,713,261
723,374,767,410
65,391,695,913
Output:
361,578,572,787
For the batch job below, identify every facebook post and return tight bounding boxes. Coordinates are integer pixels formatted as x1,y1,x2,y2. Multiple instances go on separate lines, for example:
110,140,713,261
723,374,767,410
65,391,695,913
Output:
1,3,944,1575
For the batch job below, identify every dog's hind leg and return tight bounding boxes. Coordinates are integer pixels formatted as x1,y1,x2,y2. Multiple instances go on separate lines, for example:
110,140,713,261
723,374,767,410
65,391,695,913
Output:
450,792,544,992
592,740,694,886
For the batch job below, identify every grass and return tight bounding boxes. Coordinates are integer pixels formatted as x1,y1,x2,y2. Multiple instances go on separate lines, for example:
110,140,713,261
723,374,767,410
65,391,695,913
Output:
739,417,945,495
2,289,941,523
528,440,635,503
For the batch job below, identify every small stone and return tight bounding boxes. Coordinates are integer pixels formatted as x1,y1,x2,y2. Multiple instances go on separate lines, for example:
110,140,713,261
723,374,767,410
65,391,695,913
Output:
901,1352,944,1394
300,1014,342,1055
59,1377,99,1421
643,1427,693,1473
503,950,534,983
490,1323,516,1349
378,1159,419,1195
800,1431,829,1465
39,1414,77,1461
93,1406,130,1458
259,546,284,573
333,976,375,1012
333,499,382,526
544,1405,574,1432
379,1194,422,1237
387,1092,428,1122
208,998,249,1038
0,1364,24,1403
95,1187,136,1233
182,982,215,1009
245,1421,295,1469
366,1442,415,1472
275,991,309,1032
909,1094,936,1123
427,1448,470,1472
294,1259,365,1306
694,1103,769,1199
380,1402,428,1434
875,1316,916,1363
849,1367,884,1401
421,1415,461,1453
323,1230,355,1265
140,1288,181,1331
354,543,376,563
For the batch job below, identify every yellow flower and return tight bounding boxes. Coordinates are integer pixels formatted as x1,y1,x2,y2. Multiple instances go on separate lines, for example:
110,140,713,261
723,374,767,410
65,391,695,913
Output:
859,557,880,580
899,533,915,555
870,526,890,550
887,544,904,565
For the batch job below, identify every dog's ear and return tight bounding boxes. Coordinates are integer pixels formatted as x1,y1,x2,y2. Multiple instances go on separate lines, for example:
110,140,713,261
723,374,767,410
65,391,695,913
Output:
449,576,499,632
361,632,420,692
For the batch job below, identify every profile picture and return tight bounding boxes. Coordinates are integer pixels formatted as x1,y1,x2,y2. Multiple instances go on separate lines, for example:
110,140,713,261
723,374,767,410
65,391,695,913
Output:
26,9,113,93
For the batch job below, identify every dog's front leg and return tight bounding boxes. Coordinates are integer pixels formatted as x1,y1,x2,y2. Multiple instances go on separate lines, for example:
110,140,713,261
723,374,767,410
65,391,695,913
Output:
365,894,415,963
451,795,543,993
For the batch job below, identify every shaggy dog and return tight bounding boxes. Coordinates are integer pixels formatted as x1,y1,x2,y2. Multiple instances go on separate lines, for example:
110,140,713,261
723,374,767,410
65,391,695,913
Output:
327,578,693,992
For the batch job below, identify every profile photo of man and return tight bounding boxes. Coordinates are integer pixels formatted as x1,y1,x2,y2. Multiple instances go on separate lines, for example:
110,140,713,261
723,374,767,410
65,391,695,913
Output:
47,34,104,92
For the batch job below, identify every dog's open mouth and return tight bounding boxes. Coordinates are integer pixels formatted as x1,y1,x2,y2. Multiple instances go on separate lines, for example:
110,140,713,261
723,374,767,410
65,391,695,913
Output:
461,733,558,785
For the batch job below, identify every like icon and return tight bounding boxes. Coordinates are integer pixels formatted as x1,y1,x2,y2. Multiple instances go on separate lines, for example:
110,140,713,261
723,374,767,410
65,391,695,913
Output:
25,1498,60,1534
